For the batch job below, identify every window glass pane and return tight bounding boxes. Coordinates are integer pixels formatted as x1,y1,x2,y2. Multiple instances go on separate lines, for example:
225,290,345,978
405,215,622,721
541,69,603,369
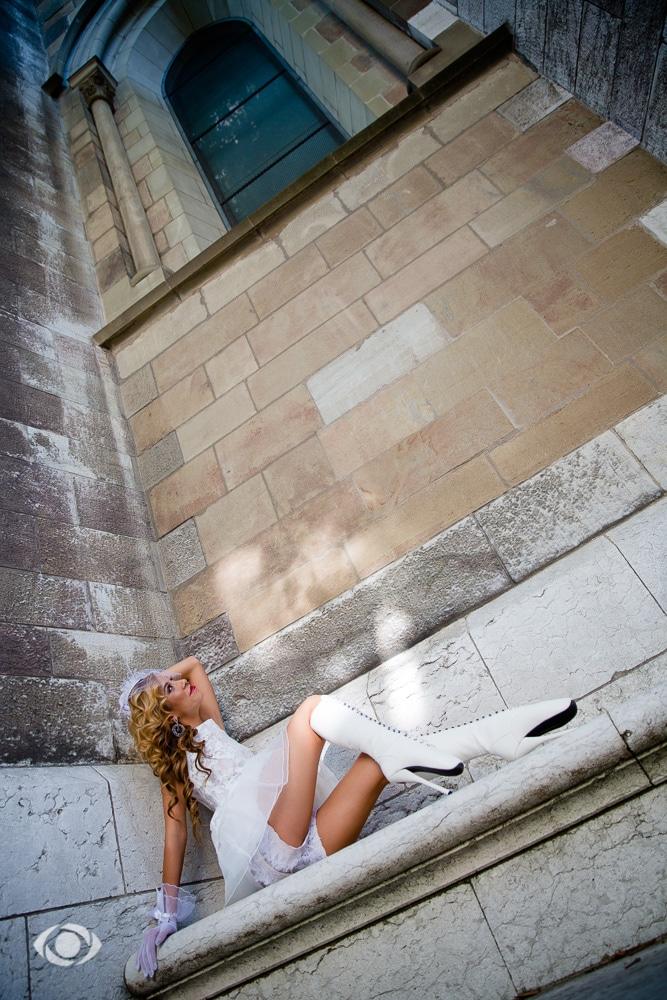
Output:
222,124,342,221
165,20,347,225
170,35,282,140
194,73,325,198
165,20,250,95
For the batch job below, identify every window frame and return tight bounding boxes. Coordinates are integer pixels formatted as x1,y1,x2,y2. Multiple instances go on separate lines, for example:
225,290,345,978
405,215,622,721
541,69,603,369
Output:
162,16,350,231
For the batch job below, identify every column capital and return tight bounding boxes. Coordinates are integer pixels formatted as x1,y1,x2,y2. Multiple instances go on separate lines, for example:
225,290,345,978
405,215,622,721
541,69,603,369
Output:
68,56,118,110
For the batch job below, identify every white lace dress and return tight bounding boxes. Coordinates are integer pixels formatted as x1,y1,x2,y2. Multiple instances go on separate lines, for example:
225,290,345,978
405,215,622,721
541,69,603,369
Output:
185,717,339,906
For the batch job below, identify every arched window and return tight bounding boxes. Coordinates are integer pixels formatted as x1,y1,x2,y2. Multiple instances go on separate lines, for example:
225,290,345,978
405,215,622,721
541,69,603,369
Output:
164,19,347,227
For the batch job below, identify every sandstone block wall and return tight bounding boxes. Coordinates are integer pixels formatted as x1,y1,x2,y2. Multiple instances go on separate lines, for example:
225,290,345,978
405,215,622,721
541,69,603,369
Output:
111,53,667,662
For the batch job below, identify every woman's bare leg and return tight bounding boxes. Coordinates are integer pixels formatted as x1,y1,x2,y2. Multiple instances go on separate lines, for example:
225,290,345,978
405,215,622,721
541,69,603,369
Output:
266,695,325,847
266,695,389,852
315,753,388,854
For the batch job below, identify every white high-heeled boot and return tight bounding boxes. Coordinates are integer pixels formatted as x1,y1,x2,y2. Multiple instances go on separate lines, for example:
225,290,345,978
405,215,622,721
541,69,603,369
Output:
427,698,578,762
309,696,464,796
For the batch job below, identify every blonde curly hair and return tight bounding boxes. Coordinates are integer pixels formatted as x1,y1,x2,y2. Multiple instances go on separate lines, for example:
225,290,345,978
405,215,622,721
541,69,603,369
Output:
126,673,212,843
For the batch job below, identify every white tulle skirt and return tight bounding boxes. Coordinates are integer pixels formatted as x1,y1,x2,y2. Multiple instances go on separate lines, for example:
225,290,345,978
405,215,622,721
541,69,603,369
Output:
209,725,339,906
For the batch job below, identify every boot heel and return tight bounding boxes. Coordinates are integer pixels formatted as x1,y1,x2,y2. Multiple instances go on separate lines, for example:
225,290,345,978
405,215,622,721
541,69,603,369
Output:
509,729,570,760
525,699,578,737
390,768,453,796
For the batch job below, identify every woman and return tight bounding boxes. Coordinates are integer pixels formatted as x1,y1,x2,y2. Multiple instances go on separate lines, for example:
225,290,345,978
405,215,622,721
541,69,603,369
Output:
121,655,577,979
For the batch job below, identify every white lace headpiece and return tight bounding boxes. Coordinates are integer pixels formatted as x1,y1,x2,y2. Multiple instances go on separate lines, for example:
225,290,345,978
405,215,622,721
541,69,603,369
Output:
118,668,161,718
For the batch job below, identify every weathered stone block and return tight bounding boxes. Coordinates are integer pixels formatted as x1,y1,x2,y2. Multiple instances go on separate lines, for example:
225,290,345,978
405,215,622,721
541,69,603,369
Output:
566,120,639,172
477,431,660,580
158,519,206,589
473,787,667,992
0,676,112,766
608,498,667,613
206,517,510,738
615,394,667,488
468,535,667,704
40,521,158,589
136,430,183,491
498,78,571,131
49,628,175,684
0,622,51,677
89,582,175,638
0,567,92,630
175,611,239,672
73,477,152,539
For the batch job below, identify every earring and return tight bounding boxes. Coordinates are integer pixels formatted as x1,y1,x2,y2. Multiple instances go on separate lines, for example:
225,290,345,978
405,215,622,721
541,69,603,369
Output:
172,719,185,737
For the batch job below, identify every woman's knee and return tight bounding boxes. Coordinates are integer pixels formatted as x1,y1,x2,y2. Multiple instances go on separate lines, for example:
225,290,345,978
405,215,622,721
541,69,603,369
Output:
287,694,322,734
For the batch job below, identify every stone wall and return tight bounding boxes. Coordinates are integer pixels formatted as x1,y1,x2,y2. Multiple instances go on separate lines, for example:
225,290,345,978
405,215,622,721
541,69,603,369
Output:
3,448,666,996
0,0,177,766
439,0,667,161
110,51,667,679
39,0,410,317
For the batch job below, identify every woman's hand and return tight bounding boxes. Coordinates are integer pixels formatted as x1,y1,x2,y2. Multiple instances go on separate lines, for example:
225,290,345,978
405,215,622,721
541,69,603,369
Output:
136,915,177,979
135,883,196,979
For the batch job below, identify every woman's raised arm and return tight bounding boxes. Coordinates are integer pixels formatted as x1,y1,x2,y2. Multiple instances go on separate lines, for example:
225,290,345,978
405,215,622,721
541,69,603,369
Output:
165,655,225,730
161,780,187,885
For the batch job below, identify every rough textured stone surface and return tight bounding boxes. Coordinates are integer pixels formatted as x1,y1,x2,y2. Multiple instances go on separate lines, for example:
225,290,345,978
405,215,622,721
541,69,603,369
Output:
0,622,51,677
0,917,29,1000
175,612,239,673
1,676,113,765
73,476,152,539
89,582,175,638
367,618,505,731
227,884,514,1000
615,395,667,488
476,431,660,580
498,78,571,131
473,787,667,992
95,763,221,890
0,765,122,918
566,120,639,172
136,431,183,490
608,498,667,613
158,519,206,589
0,567,92,630
28,879,225,1000
468,536,667,704
208,517,510,739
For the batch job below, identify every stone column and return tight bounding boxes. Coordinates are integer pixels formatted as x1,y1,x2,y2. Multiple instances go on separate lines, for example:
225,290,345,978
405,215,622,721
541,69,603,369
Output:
68,57,160,283
321,0,436,76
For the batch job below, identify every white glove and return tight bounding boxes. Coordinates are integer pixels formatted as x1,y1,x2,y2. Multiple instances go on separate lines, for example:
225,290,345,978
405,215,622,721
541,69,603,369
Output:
136,883,196,980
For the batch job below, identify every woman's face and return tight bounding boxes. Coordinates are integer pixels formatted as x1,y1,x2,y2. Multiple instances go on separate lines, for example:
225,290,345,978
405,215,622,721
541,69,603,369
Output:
156,670,201,717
